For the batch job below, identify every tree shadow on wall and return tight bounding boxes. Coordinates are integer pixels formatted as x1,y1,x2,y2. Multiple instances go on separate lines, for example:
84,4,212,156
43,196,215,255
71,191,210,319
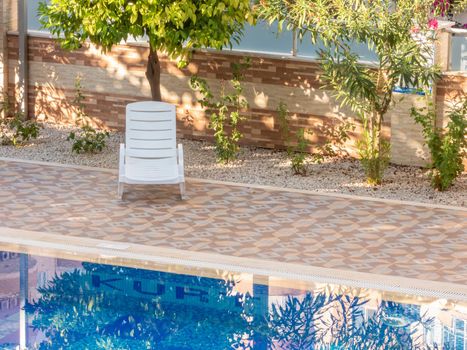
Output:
27,39,370,156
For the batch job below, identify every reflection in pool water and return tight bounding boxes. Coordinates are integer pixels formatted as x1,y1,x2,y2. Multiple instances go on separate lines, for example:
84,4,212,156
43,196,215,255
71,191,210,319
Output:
0,251,465,349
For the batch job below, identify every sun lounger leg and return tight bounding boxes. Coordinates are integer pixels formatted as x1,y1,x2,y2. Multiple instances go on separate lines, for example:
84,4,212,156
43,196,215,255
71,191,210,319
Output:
179,182,186,200
117,181,124,199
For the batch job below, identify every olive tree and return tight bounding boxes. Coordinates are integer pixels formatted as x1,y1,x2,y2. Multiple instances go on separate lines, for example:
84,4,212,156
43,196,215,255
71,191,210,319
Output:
257,0,440,185
39,0,254,101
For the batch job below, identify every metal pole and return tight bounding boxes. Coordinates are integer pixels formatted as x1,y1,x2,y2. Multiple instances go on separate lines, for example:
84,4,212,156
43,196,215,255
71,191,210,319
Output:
18,0,28,119
19,253,29,349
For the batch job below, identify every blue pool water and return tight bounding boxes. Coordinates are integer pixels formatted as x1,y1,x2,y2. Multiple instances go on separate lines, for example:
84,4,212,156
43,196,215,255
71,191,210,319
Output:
0,251,465,349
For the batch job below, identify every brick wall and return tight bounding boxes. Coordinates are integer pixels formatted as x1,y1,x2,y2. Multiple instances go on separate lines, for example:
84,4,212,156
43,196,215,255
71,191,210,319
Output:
4,32,465,166
6,33,379,156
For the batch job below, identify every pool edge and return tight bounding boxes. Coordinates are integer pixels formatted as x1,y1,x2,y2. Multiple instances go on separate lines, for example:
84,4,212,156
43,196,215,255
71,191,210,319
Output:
0,226,466,302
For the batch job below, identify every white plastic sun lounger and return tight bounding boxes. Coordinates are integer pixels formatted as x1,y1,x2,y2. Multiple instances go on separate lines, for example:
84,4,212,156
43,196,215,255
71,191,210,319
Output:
118,101,185,199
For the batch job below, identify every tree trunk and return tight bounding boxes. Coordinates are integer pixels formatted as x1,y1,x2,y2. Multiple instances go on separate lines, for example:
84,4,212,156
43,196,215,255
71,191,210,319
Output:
146,47,162,101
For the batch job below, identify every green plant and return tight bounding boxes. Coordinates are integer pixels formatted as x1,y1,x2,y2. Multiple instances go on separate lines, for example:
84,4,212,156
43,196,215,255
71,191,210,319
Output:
190,58,250,163
258,0,441,185
67,125,110,154
277,101,309,175
0,89,42,146
277,101,291,148
67,75,110,154
39,0,254,101
291,128,310,175
411,96,466,191
1,113,41,146
73,74,86,124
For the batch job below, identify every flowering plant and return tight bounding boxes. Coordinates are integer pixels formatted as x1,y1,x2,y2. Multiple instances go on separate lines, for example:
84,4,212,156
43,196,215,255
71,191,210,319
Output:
431,0,467,28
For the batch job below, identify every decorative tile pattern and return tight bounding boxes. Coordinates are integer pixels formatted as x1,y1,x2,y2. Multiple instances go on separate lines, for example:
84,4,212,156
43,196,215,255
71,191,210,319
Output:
0,160,466,286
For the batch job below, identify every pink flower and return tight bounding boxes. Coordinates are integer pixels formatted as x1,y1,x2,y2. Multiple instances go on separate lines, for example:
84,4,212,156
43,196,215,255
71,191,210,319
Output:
428,18,439,30
432,0,451,16
411,26,420,33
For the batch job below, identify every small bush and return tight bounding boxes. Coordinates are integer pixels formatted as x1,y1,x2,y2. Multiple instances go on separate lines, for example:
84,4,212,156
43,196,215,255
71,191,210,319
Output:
68,74,110,154
190,58,250,163
277,102,308,175
291,128,310,175
411,96,466,191
277,101,291,146
1,91,41,146
1,113,41,146
67,125,110,154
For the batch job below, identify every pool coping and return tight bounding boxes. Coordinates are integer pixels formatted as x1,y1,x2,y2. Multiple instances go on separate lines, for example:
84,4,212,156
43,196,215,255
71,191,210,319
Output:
0,227,466,302
1,156,465,212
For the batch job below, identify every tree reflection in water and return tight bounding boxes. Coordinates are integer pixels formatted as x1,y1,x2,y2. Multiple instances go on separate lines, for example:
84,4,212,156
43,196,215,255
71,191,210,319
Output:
26,263,437,350
267,292,436,350
26,263,256,349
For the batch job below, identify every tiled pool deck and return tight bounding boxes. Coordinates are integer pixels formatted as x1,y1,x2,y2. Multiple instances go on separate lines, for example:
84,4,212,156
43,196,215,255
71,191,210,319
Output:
0,158,466,299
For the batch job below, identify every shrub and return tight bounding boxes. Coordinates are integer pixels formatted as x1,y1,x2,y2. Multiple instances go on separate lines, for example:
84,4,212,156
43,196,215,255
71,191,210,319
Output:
1,116,41,146
0,92,41,146
68,75,110,154
277,101,309,175
290,128,310,175
411,96,466,191
190,58,250,163
67,125,110,154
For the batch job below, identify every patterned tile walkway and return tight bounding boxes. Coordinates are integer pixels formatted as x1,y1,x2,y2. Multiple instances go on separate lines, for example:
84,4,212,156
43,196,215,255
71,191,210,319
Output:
0,159,466,288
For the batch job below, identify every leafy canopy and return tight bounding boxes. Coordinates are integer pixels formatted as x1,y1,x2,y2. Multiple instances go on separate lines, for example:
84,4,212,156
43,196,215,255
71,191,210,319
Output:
257,0,440,117
39,0,254,63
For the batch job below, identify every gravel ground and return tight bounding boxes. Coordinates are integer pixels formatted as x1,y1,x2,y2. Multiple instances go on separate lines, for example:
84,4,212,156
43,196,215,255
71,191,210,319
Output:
1,122,465,207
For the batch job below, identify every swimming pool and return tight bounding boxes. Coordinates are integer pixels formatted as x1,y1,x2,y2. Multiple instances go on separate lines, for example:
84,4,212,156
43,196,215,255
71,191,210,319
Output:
0,250,465,349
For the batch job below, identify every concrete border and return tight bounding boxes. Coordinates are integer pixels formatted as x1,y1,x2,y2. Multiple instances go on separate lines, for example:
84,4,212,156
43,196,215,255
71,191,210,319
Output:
1,156,466,211
0,227,466,302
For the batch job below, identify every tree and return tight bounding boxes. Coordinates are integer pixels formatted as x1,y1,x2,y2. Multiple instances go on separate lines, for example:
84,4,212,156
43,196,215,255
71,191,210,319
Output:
257,0,440,184
38,0,254,101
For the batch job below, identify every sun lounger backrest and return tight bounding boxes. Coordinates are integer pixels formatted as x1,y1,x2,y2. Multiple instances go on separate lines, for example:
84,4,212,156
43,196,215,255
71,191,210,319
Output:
125,101,178,180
